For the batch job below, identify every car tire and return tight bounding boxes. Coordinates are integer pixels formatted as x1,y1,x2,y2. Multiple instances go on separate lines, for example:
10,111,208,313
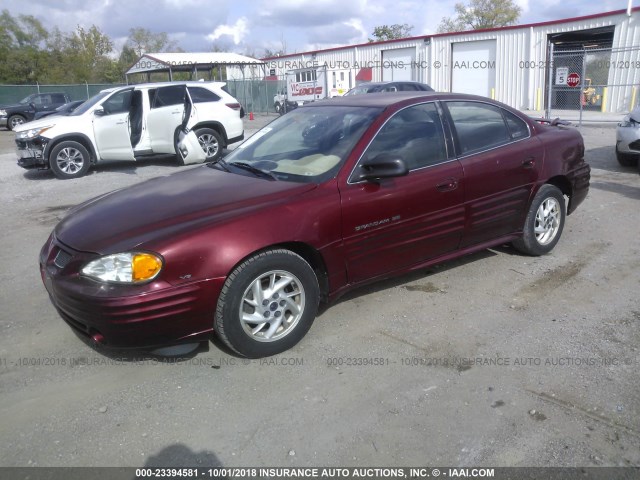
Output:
214,249,320,358
615,146,638,167
512,184,565,256
8,114,26,130
195,128,223,162
49,141,91,179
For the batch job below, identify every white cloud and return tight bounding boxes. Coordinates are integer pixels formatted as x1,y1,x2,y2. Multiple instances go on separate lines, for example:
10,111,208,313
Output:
207,17,249,45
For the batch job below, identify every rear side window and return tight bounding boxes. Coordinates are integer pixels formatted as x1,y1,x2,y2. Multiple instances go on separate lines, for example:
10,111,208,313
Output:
447,101,511,155
188,87,221,103
399,83,419,91
503,110,529,140
151,85,185,108
362,103,447,170
51,93,67,103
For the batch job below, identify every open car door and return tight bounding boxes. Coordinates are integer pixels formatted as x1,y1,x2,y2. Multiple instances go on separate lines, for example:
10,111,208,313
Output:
176,88,207,165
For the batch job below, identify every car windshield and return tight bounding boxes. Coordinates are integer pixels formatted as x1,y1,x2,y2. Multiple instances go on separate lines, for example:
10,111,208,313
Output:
69,91,111,116
220,105,382,183
345,86,374,96
18,94,36,104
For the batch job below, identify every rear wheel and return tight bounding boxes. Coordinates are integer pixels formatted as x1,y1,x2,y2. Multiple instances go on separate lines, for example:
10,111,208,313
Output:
615,146,638,167
214,249,320,358
49,141,91,179
513,185,565,256
195,128,223,162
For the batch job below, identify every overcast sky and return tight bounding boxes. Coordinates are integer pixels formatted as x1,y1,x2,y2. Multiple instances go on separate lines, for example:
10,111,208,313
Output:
0,0,631,57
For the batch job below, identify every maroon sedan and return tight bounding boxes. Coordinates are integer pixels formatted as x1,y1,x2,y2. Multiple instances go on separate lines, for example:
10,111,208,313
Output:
40,93,590,358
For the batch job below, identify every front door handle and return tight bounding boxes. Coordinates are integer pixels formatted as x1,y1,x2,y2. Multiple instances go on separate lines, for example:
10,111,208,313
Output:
436,178,459,192
522,156,536,168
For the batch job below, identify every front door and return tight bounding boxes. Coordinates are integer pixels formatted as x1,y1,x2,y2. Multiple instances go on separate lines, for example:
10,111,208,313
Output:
93,88,135,161
339,102,465,283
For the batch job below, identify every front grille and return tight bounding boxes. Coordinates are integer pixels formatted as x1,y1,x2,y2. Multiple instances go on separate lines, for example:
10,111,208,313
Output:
54,249,72,268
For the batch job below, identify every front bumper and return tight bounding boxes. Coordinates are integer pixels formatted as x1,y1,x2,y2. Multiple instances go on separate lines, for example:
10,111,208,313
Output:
40,235,226,349
0,116,7,128
15,135,49,169
616,124,640,154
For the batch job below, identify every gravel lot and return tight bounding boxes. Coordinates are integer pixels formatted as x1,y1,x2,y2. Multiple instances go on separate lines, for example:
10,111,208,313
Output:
0,115,638,470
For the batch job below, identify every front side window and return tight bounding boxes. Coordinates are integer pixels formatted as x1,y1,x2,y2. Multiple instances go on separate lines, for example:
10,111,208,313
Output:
447,101,511,155
360,103,447,171
101,90,132,114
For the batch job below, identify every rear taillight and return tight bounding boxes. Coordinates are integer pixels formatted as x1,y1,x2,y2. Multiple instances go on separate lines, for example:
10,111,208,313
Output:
225,103,241,111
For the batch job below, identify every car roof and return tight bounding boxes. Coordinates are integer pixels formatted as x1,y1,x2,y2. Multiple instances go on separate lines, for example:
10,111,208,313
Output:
100,81,227,94
306,91,502,108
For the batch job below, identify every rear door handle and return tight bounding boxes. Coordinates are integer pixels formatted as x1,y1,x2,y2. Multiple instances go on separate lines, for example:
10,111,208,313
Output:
436,178,458,192
522,157,535,168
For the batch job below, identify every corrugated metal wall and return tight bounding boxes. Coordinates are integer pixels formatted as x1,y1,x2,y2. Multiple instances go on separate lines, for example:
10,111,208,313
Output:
263,10,639,113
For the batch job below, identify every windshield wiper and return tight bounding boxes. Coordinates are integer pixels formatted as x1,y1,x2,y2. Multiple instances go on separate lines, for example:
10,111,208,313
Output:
209,158,231,172
229,162,276,180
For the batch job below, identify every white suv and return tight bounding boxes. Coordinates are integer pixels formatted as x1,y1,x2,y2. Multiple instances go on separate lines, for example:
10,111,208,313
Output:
14,81,244,179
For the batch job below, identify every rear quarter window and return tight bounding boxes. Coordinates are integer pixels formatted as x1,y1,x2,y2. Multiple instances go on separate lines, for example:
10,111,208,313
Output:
188,87,221,103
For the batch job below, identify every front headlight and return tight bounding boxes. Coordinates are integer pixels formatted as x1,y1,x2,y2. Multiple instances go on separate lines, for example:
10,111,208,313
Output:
17,125,55,140
81,252,163,284
0,109,6,116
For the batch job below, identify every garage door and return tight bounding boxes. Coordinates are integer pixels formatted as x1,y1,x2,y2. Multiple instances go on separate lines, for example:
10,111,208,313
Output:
382,48,415,81
451,40,496,97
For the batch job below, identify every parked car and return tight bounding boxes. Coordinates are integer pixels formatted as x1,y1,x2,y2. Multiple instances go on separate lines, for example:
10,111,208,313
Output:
345,81,434,96
33,100,85,121
615,107,640,171
1,92,71,130
15,81,244,179
40,92,590,358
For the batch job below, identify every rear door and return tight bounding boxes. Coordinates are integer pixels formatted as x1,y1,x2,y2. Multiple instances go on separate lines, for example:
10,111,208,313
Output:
443,101,543,247
176,88,207,165
146,84,186,153
339,102,465,283
93,88,135,161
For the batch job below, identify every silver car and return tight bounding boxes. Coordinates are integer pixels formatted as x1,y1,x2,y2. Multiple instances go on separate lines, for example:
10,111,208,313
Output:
616,107,640,170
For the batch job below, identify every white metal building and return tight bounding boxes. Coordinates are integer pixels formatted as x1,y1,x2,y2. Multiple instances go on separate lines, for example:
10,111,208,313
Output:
262,8,640,113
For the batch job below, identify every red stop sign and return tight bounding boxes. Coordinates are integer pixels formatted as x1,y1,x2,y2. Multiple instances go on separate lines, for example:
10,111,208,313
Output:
567,73,580,87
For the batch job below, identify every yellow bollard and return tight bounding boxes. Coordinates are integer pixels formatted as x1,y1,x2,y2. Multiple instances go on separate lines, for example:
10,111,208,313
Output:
630,87,637,111
601,87,608,113
491,88,495,100
536,88,541,112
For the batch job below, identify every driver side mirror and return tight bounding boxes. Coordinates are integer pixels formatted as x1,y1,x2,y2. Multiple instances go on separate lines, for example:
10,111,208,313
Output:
352,153,408,182
29,102,36,111
94,107,105,117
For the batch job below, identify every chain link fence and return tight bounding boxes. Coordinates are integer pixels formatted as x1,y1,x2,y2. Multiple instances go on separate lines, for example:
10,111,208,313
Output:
0,84,126,105
546,45,640,124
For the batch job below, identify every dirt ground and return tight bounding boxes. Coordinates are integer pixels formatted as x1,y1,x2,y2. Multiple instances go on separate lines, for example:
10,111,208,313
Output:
0,115,638,470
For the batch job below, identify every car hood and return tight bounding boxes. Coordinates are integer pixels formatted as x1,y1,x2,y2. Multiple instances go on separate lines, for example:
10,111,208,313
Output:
629,107,640,123
13,116,71,132
54,166,318,254
0,102,26,111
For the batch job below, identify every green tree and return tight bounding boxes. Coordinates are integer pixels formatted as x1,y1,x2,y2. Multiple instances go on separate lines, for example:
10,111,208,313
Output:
437,0,521,33
125,27,178,56
369,24,414,42
0,10,49,83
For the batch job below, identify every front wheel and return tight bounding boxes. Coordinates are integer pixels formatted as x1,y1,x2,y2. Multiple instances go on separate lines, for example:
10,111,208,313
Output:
512,185,565,256
49,141,91,179
214,249,320,358
8,114,26,130
615,146,638,167
195,128,223,162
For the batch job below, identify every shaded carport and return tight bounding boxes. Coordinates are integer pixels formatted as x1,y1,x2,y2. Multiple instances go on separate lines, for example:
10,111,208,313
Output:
126,52,265,109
